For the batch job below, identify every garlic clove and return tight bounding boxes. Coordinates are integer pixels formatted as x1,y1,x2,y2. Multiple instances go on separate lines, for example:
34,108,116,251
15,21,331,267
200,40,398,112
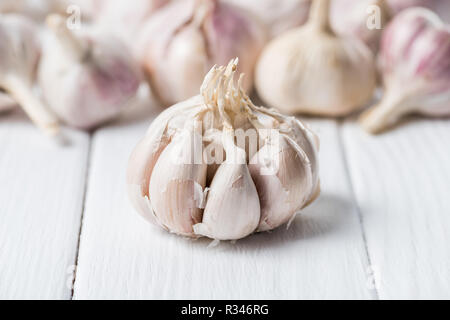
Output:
360,8,450,134
0,14,60,136
127,96,206,226
255,0,377,117
127,134,171,226
194,128,260,240
149,119,207,236
249,134,313,232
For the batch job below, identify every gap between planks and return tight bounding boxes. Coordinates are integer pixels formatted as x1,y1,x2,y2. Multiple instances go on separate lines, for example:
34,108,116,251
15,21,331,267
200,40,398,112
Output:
337,120,380,300
70,134,93,300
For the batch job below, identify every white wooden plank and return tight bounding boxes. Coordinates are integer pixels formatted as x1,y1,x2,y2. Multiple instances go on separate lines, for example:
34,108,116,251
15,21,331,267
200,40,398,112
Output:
342,119,450,299
73,113,373,299
0,110,90,299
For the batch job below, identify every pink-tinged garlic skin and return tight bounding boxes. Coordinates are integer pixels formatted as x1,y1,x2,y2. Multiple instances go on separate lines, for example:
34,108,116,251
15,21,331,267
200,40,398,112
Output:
39,17,141,130
224,0,311,38
127,96,204,227
137,0,266,107
330,0,391,53
360,8,450,133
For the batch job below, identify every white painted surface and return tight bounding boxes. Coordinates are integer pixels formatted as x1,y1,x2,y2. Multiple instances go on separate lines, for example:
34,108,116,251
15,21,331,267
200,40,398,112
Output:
73,118,372,300
0,111,89,299
1,106,449,299
343,119,450,299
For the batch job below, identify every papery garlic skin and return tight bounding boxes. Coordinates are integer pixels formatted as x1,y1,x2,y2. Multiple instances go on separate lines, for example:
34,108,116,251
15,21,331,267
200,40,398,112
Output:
224,0,311,38
38,15,141,130
360,8,450,134
0,14,59,136
194,128,260,240
249,134,315,232
256,0,377,117
127,59,320,240
137,0,266,107
330,0,391,53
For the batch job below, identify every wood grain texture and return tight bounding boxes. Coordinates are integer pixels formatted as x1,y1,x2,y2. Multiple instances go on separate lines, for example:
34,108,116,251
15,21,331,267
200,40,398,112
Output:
0,111,90,299
73,116,373,300
342,118,450,299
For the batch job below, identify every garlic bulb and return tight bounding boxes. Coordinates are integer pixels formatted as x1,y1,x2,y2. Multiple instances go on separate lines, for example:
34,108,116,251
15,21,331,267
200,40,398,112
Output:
330,0,391,53
255,0,377,117
0,14,59,136
137,0,266,107
224,0,311,38
94,0,168,45
360,8,450,134
38,15,141,130
0,91,16,113
127,59,320,240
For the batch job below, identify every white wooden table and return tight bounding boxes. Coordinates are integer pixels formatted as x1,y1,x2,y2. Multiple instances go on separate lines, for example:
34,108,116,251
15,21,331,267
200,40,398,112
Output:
1,90,449,300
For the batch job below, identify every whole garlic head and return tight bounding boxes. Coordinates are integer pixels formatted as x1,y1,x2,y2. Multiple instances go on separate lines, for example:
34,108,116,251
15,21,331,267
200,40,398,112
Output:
137,0,266,107
255,0,377,117
224,0,311,38
127,59,320,240
360,8,450,134
39,15,141,130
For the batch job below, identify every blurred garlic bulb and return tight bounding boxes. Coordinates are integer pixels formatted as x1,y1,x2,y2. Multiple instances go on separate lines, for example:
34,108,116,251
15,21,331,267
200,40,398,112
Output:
94,0,168,44
0,14,59,136
224,0,311,38
387,0,450,23
256,0,377,117
0,92,16,113
38,15,141,130
360,8,450,134
330,0,391,53
137,0,266,107
127,59,320,240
